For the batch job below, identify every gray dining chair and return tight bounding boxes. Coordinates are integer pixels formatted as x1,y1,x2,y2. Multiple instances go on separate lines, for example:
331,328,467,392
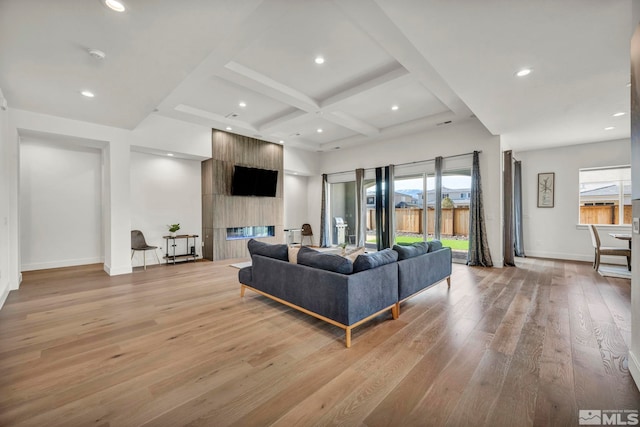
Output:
131,230,161,270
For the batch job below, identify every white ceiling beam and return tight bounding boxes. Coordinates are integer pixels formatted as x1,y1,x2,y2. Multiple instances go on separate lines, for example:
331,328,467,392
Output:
319,111,459,151
174,104,256,131
219,62,320,112
325,111,380,136
258,109,317,134
320,66,410,110
157,0,292,111
255,65,410,136
333,0,471,117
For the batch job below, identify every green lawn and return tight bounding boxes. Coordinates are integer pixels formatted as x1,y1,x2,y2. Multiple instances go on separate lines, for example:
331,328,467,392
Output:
367,235,469,250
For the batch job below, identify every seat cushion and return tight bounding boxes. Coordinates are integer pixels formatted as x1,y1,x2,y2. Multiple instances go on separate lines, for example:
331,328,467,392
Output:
297,246,353,274
247,239,288,261
353,248,398,273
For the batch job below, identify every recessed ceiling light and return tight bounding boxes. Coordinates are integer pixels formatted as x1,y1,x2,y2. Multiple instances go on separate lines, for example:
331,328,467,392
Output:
167,153,174,157
226,127,232,131
317,128,323,133
604,126,615,130
104,0,125,12
81,90,95,98
279,140,284,144
515,68,532,77
293,172,298,175
239,101,246,108
613,112,625,117
314,56,325,65
391,105,399,111
88,48,106,60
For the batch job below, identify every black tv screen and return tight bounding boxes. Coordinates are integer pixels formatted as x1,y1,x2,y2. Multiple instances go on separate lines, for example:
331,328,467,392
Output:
231,166,278,197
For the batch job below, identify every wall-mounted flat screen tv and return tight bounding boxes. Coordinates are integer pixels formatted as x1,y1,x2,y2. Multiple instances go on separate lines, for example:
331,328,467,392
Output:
231,166,278,197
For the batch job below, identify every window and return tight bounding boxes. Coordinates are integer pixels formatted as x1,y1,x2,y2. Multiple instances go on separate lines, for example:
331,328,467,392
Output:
579,166,631,225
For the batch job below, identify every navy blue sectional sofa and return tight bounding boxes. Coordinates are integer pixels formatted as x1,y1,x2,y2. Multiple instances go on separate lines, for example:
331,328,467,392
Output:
238,239,452,347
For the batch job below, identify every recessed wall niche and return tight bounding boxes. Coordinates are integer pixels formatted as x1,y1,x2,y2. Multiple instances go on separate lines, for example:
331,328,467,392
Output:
201,130,284,260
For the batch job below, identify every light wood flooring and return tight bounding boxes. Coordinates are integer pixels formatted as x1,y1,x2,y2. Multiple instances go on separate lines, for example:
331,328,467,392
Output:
0,258,638,426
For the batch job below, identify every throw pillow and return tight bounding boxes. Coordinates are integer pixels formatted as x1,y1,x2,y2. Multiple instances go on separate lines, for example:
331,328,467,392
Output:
297,246,354,274
342,246,365,263
392,242,428,260
428,240,443,252
247,239,288,261
288,246,301,264
352,248,398,273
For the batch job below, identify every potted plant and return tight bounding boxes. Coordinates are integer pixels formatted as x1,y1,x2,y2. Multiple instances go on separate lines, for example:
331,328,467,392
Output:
168,223,180,237
339,241,347,255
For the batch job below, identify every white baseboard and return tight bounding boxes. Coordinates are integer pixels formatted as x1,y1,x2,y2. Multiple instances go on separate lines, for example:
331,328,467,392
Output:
21,257,104,271
629,350,640,391
524,250,627,265
103,264,132,276
0,284,9,311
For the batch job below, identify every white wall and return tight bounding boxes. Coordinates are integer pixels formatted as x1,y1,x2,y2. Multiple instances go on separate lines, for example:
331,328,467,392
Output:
0,90,13,307
283,173,309,229
130,151,202,266
10,109,132,276
317,119,503,265
284,145,320,176
516,138,631,263
20,139,103,270
2,110,212,284
131,114,212,159
283,145,319,244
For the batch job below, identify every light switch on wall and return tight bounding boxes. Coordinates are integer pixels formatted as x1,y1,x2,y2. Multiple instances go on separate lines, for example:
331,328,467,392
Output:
633,217,639,234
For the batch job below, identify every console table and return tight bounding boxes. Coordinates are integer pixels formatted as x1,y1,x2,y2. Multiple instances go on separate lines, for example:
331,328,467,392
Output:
163,234,199,264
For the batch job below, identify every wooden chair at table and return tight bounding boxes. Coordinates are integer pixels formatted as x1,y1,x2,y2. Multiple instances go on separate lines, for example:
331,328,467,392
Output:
588,224,631,271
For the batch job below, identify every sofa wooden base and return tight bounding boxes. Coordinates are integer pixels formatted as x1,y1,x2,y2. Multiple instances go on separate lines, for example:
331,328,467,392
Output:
240,284,398,348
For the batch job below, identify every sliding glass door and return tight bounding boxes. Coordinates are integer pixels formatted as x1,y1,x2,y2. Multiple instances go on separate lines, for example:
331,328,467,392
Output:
441,167,471,263
324,154,473,259
394,156,472,263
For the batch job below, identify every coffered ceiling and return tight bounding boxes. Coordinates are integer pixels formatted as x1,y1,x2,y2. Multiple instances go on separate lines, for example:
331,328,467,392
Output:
0,0,633,152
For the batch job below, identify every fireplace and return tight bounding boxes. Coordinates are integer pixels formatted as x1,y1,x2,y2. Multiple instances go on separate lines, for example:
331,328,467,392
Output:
226,226,275,240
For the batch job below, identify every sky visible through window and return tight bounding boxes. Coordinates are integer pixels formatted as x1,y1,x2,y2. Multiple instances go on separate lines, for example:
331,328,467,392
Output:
391,176,472,191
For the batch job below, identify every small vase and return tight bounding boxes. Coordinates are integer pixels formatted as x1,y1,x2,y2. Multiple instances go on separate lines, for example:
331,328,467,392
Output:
170,232,176,238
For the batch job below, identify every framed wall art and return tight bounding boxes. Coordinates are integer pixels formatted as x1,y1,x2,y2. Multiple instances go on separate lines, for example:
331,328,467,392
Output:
537,172,554,208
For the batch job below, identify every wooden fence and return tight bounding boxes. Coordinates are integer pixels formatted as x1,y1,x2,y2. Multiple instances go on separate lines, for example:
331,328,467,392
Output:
580,205,632,225
368,207,470,236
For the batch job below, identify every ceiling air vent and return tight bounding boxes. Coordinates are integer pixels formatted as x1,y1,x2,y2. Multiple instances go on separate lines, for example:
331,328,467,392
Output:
436,120,452,126
225,112,239,119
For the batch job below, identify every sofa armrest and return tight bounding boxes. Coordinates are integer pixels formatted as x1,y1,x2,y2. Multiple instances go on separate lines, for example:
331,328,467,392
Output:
397,247,452,300
238,266,253,286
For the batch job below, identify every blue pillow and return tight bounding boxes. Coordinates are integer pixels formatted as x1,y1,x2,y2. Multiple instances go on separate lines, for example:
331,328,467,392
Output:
353,248,398,273
393,242,428,260
428,240,443,252
297,247,353,274
247,239,288,261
